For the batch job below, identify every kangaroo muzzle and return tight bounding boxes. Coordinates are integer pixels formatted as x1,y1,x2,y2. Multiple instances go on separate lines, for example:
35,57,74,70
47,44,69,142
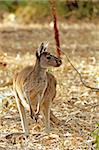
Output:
56,59,62,67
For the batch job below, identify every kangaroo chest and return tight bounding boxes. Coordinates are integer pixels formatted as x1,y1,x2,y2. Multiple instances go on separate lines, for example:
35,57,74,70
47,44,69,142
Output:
23,72,48,99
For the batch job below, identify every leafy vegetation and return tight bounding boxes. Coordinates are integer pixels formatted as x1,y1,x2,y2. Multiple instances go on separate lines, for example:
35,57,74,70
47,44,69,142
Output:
0,0,99,23
92,123,99,150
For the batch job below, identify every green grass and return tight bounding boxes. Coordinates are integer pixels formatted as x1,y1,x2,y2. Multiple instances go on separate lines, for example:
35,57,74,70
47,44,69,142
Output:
92,123,99,150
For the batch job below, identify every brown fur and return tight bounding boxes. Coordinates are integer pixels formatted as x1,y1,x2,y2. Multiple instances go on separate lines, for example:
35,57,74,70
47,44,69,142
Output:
13,43,62,136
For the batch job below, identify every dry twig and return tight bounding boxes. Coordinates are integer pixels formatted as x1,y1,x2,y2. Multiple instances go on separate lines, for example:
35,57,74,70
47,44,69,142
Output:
57,46,99,91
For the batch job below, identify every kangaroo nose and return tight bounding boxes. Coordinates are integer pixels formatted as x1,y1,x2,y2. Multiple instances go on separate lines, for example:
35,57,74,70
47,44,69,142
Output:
57,59,62,66
59,59,62,64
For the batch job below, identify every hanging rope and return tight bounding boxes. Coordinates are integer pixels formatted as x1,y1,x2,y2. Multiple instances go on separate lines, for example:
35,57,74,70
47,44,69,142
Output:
49,0,61,57
50,1,99,91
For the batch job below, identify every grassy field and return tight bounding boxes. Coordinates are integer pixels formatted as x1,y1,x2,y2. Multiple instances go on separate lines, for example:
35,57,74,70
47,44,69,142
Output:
0,21,99,149
0,0,99,150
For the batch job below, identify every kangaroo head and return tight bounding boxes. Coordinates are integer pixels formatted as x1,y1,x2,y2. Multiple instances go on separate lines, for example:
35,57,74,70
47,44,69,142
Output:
36,42,62,68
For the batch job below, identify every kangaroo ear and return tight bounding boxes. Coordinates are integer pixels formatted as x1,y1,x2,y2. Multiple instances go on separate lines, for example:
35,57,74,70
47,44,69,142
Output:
36,42,44,58
36,42,49,58
40,42,48,53
43,42,49,52
40,42,45,54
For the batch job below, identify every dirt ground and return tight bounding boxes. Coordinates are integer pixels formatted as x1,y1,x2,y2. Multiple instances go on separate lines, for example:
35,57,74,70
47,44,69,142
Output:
0,22,99,150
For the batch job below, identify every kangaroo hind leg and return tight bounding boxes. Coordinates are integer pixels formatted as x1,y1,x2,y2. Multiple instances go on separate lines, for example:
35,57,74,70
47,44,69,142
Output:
14,90,29,137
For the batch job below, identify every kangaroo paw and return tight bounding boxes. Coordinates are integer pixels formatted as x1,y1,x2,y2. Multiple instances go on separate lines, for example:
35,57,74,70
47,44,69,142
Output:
30,111,39,123
50,110,61,125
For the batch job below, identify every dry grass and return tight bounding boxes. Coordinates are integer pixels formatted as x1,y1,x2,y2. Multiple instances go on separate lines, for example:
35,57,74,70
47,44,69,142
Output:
0,22,99,150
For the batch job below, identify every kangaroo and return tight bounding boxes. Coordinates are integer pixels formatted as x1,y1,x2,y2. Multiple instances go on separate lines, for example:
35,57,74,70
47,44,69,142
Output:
13,42,62,136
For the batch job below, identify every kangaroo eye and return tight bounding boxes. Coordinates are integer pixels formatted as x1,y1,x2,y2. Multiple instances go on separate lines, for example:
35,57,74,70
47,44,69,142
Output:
46,56,51,60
